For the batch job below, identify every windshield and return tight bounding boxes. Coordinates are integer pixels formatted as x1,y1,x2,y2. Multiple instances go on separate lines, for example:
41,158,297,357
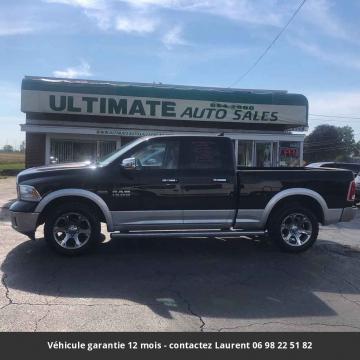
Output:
97,138,146,166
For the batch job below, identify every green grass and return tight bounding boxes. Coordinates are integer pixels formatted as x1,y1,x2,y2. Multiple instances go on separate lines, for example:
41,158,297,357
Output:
0,162,24,171
0,152,25,175
0,152,24,164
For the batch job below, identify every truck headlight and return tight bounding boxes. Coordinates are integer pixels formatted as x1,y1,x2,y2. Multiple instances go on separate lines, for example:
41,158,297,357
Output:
18,185,42,202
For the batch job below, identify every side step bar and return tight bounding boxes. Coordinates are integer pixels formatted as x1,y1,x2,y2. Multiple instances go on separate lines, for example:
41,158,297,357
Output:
110,230,266,239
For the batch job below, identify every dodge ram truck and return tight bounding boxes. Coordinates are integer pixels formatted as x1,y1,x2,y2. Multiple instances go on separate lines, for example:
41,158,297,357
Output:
10,135,357,255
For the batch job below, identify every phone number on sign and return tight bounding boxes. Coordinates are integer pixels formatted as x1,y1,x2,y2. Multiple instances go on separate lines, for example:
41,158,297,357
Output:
251,341,313,350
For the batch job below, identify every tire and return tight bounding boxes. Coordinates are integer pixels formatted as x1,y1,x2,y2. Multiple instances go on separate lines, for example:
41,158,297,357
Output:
268,204,319,253
44,202,101,255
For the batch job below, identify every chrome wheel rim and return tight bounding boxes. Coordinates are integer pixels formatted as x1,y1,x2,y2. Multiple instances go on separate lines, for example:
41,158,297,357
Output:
280,213,312,247
53,212,91,249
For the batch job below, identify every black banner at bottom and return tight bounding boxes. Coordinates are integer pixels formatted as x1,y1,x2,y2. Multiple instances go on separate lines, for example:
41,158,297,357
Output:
0,332,358,359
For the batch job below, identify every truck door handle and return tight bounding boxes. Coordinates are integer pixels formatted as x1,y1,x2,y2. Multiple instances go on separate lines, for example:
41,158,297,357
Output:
212,178,227,183
162,178,179,183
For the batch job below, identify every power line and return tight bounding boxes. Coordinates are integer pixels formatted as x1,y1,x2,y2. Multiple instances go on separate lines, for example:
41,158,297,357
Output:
309,113,360,120
304,146,355,153
309,118,357,123
228,0,307,87
304,142,359,150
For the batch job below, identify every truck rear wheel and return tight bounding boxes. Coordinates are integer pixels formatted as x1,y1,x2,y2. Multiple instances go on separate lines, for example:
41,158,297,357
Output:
268,205,319,253
44,202,100,255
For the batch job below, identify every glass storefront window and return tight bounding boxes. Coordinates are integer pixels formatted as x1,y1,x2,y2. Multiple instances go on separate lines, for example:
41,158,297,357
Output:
238,140,253,167
272,142,279,167
279,141,300,167
50,139,116,164
255,142,272,167
98,141,116,158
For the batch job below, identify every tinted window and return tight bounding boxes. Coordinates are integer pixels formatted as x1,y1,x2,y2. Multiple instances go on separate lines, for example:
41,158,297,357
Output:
126,139,180,169
181,138,232,170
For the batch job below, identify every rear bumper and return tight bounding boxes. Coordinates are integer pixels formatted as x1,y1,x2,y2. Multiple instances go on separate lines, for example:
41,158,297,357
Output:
10,211,39,236
340,206,357,222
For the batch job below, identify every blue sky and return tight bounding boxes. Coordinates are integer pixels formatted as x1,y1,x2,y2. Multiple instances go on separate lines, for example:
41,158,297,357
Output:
1,0,360,148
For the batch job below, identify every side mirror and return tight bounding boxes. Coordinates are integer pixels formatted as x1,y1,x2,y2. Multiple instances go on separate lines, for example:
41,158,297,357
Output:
121,157,141,170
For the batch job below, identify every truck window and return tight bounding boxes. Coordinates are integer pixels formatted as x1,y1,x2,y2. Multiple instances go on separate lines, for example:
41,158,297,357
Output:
181,138,232,170
126,139,180,169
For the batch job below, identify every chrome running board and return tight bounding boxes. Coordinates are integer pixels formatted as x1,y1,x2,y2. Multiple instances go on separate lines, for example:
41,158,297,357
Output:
110,229,266,239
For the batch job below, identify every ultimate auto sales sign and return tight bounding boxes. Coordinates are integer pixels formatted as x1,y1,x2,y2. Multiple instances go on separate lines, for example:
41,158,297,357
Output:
21,88,308,126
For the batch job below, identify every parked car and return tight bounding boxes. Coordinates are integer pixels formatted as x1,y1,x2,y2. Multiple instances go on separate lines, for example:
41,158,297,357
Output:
355,172,360,203
10,135,357,255
307,162,360,177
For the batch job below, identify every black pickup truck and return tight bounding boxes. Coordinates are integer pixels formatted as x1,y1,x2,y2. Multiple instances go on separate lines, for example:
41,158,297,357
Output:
10,135,357,255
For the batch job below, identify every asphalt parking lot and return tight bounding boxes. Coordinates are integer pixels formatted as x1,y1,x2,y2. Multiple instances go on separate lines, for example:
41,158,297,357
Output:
1,176,360,332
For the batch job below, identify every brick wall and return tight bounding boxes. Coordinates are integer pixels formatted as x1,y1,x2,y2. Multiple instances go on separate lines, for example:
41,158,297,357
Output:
25,133,46,168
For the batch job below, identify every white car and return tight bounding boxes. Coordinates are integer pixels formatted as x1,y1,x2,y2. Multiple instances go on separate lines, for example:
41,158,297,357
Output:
355,172,360,204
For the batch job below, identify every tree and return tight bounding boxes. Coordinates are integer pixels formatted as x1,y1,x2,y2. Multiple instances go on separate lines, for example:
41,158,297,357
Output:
336,125,356,161
2,144,14,152
19,140,25,152
353,141,360,158
304,124,356,163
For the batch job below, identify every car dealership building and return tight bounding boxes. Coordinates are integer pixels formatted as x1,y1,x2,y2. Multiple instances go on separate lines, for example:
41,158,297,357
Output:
20,76,308,168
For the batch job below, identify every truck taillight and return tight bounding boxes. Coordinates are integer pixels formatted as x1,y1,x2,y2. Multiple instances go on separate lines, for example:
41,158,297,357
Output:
347,180,356,202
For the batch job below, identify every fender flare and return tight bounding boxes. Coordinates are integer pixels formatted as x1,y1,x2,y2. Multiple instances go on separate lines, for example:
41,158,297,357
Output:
35,189,113,231
260,188,328,226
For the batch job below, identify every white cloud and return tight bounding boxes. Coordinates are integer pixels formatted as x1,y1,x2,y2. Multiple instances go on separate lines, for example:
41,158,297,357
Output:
0,22,34,36
53,61,92,78
162,25,188,48
0,82,24,148
301,0,354,42
43,0,358,45
84,8,112,30
0,23,34,36
45,0,109,29
121,0,359,45
0,82,21,114
120,0,287,27
292,39,360,70
306,91,360,139
309,91,360,116
115,16,157,34
44,0,294,30
45,0,105,9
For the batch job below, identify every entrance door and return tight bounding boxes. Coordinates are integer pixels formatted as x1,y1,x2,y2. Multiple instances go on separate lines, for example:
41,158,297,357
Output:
255,141,273,167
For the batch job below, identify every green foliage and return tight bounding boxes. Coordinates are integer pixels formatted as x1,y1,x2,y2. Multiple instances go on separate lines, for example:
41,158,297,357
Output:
2,145,14,152
304,124,356,163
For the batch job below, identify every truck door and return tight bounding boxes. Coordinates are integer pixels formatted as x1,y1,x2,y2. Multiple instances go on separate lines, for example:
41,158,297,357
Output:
178,137,236,229
109,137,183,230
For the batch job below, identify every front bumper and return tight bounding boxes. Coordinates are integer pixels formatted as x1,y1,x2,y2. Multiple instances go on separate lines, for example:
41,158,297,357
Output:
340,206,357,222
10,211,39,236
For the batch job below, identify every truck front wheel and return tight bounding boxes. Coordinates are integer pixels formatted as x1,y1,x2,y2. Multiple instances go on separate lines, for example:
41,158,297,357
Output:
268,205,319,253
44,202,100,255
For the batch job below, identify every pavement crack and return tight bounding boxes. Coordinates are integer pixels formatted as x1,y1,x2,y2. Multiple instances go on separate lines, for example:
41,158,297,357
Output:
0,272,14,310
161,273,206,332
213,321,360,332
0,301,136,308
33,309,50,332
172,288,205,332
318,264,360,309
